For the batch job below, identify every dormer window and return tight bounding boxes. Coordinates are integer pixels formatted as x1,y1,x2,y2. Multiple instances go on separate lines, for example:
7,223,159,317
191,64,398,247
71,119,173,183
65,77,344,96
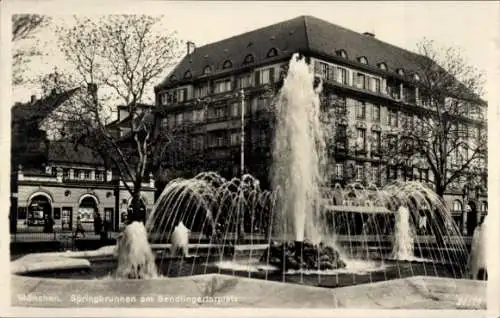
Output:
358,56,368,64
397,68,405,76
169,75,177,82
377,62,387,70
336,50,348,59
413,73,420,81
267,48,278,58
203,65,212,75
222,60,232,70
184,71,192,79
243,53,255,64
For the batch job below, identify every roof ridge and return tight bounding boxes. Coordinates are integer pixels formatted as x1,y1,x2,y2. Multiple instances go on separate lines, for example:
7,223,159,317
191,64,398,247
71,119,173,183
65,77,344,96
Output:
303,16,311,53
191,15,307,53
305,15,424,62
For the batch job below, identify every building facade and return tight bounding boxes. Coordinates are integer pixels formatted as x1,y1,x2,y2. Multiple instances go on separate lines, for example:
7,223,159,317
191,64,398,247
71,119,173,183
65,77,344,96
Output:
154,16,487,235
11,89,156,232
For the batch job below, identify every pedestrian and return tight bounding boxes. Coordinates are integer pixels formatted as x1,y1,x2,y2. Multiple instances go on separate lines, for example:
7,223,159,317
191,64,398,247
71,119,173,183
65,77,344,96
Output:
48,215,54,233
94,212,102,235
101,218,109,241
74,216,86,238
43,215,54,233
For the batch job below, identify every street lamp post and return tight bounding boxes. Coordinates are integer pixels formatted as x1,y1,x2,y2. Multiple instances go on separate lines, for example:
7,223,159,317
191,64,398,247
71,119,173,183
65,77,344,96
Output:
240,89,245,177
462,184,469,235
237,89,246,243
474,185,482,225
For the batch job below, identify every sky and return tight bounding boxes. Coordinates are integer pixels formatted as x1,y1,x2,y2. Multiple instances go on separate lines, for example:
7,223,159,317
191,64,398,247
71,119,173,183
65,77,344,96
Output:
5,0,500,105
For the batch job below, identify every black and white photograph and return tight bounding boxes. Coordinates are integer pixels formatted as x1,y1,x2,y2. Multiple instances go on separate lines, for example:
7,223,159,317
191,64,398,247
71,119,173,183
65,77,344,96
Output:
1,0,498,316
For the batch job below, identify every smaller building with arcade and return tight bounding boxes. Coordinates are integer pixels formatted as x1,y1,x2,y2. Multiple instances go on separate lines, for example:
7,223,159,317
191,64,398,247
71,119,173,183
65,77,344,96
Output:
14,142,156,232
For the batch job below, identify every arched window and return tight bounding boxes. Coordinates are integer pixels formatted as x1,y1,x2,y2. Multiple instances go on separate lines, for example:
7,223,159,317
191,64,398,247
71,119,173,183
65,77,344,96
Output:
222,60,232,69
481,201,488,213
78,196,99,223
358,56,368,64
267,48,278,58
336,49,348,59
184,71,192,79
203,65,212,75
377,62,387,70
27,193,52,226
243,53,255,64
452,200,462,212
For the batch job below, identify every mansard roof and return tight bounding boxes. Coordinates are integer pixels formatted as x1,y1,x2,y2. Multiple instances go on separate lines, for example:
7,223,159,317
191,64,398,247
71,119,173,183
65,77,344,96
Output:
156,15,430,90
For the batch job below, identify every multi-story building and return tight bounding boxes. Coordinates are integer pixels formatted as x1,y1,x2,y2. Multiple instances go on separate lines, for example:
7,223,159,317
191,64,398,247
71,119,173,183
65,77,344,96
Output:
154,16,487,235
10,88,156,232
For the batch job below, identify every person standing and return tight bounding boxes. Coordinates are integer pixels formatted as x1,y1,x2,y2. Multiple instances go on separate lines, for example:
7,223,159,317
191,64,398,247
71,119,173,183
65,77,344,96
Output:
74,216,86,238
94,212,102,235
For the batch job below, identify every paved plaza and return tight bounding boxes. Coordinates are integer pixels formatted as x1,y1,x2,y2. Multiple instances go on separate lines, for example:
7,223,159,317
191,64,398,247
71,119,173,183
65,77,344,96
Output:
10,245,486,309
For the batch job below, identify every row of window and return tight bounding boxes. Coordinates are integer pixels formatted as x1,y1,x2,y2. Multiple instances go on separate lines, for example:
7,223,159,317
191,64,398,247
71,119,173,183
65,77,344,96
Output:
333,163,432,184
314,60,426,106
48,167,106,181
60,169,106,181
324,94,419,129
160,66,279,106
162,96,272,129
188,131,242,150
199,48,278,77
314,61,382,93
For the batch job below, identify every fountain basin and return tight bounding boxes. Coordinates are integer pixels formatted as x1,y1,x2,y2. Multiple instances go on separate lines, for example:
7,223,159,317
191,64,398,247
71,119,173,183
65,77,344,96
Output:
14,244,467,290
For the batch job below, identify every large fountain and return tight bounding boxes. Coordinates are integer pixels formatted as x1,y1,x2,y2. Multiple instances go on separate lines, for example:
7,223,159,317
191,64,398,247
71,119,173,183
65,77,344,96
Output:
11,52,487,310
118,53,471,280
24,53,478,290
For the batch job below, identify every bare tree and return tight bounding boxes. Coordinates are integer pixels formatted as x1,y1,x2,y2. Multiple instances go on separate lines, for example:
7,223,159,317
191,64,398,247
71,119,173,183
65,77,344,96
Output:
48,15,182,222
12,14,51,85
379,39,487,197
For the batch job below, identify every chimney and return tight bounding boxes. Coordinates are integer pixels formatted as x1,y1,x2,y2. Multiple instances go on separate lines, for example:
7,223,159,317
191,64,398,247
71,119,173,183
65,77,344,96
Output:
187,41,196,55
363,32,375,38
30,95,36,103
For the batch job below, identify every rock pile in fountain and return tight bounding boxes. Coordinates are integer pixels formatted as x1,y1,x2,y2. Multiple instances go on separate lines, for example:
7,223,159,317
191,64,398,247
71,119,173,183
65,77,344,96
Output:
261,241,346,271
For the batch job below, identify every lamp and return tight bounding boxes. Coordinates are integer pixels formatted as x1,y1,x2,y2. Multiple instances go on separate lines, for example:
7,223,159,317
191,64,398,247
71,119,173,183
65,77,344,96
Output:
462,184,469,198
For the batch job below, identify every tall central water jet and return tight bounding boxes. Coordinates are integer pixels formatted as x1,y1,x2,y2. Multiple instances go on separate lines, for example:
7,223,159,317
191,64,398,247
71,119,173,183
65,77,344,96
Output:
272,54,326,244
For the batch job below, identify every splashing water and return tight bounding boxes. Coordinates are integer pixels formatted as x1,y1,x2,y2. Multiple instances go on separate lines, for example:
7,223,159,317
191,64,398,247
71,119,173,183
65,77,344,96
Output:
469,215,488,279
272,53,326,244
171,221,190,257
115,222,157,279
392,205,415,260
